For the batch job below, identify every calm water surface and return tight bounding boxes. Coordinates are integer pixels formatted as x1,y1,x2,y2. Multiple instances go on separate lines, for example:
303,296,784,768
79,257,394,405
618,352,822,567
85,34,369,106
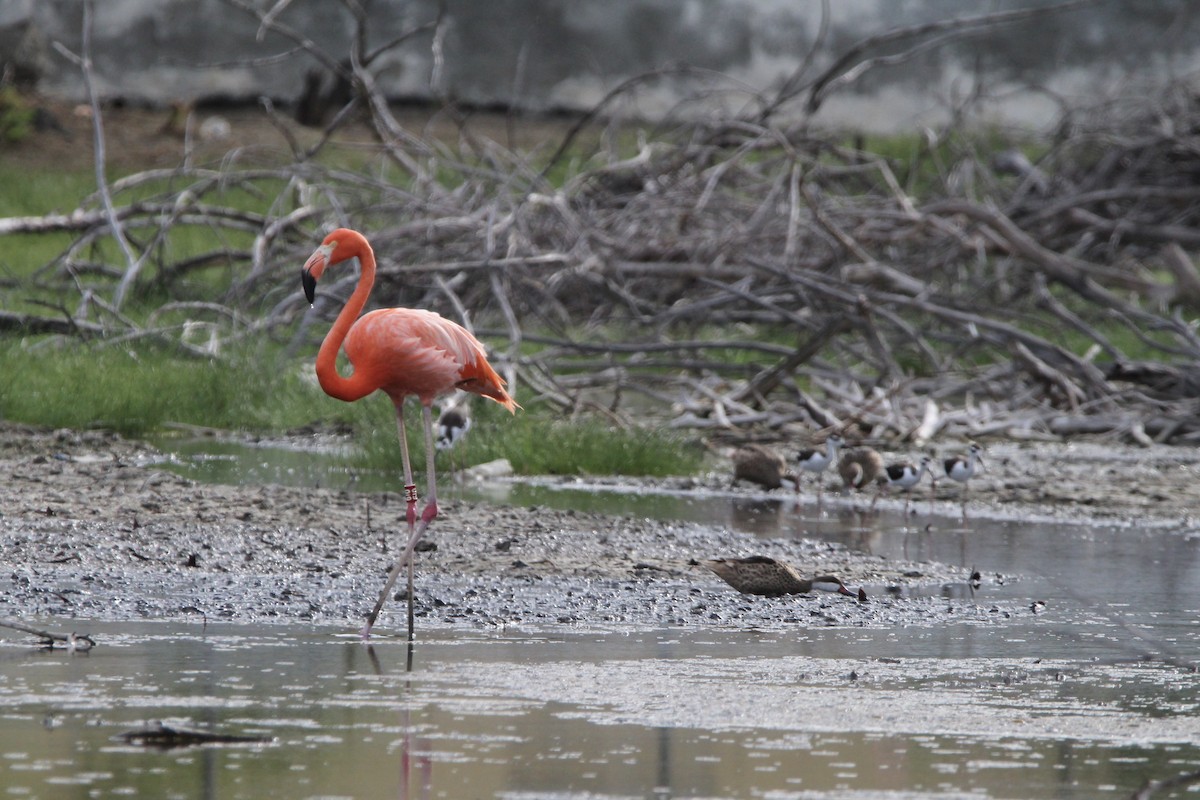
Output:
1,438,1194,799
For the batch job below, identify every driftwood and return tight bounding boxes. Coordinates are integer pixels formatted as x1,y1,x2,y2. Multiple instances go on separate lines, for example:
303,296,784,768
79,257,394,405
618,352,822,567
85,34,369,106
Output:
3,0,1200,446
116,721,273,749
1127,770,1200,800
0,620,96,651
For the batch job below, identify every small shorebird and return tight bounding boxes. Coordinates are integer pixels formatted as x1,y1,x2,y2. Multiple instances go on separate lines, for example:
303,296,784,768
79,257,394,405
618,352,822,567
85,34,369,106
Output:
435,406,471,451
435,404,471,478
704,556,864,599
873,455,934,515
732,444,797,491
940,443,984,517
795,433,842,503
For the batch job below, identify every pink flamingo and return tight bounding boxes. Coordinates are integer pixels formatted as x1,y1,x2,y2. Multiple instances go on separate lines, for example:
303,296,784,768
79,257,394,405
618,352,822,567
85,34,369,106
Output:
301,228,519,639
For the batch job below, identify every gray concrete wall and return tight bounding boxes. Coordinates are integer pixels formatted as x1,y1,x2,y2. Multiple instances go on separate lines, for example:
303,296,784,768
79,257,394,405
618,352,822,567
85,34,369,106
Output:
3,0,1199,132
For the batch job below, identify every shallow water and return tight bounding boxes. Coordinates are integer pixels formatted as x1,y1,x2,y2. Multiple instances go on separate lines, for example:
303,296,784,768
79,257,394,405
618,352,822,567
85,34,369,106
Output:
2,622,1197,800
4,438,1193,799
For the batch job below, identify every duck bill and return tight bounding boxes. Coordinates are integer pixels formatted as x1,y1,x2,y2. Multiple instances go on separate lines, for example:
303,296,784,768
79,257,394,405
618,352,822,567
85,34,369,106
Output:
812,577,856,597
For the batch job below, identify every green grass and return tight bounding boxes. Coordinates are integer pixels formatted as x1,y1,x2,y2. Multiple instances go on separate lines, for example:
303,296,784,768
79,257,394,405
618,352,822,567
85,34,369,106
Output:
0,164,101,216
0,340,326,434
0,161,285,314
355,398,703,478
0,337,702,477
845,126,1047,198
0,87,35,143
0,166,102,312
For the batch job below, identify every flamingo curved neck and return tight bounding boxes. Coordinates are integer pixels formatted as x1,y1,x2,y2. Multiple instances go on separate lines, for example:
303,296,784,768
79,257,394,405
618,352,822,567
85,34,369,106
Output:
316,240,377,402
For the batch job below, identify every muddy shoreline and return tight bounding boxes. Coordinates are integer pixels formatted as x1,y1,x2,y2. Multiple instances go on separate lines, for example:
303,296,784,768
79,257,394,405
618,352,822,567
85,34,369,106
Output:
2,423,1198,634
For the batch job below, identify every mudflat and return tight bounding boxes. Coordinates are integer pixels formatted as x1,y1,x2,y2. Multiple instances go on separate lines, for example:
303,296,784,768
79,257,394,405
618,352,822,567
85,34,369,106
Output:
1,423,1196,632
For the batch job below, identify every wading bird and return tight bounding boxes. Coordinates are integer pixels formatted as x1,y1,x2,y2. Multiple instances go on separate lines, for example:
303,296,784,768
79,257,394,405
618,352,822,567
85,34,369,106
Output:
873,455,934,515
941,443,983,519
435,403,472,478
795,433,842,504
301,228,518,640
704,556,864,600
436,405,471,452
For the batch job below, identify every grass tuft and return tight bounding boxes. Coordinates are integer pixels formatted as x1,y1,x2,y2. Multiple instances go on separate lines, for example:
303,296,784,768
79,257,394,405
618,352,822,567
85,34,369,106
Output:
0,340,328,435
350,397,704,478
0,338,701,477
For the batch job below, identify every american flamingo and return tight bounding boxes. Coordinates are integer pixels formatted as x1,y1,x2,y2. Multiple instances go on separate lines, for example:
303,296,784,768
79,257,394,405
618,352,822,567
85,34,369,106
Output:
301,228,518,639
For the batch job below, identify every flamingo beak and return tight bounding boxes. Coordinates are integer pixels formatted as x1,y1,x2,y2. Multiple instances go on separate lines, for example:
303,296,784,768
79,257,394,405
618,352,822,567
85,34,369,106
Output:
301,242,334,305
301,267,317,305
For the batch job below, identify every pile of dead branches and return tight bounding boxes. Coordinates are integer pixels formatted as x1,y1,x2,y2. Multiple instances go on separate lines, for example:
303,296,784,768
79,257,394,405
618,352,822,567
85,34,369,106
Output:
4,1,1200,447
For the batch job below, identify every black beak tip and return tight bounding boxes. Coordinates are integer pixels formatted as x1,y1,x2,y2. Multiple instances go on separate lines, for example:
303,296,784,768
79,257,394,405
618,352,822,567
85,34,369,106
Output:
301,269,317,305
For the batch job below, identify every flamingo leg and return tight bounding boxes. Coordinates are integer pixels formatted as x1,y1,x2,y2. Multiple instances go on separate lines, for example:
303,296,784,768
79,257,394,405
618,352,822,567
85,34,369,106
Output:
402,405,440,640
362,401,419,639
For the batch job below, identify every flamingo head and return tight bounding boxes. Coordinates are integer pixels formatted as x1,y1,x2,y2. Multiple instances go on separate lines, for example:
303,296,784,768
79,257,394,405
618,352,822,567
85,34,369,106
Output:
301,228,365,305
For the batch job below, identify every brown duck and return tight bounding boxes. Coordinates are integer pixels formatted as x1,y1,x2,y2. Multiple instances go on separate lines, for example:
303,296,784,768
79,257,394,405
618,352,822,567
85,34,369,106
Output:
838,447,884,492
704,556,864,599
731,444,796,491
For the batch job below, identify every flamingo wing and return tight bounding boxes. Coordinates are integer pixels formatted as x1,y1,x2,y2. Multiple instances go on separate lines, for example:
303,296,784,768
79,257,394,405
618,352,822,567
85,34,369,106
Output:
345,308,516,410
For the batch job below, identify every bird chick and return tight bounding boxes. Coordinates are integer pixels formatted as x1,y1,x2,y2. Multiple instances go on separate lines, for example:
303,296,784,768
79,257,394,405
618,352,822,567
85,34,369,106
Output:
435,406,471,451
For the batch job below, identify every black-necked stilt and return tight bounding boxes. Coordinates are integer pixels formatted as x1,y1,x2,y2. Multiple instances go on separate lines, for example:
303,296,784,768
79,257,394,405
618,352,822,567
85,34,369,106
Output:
940,443,983,517
703,556,863,599
795,433,842,503
436,405,472,478
873,455,934,514
435,406,471,451
732,443,797,491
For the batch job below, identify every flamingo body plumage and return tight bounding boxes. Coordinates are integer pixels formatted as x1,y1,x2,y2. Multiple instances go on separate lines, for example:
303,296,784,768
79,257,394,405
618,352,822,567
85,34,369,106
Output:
342,307,513,408
303,231,515,412
301,228,517,639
